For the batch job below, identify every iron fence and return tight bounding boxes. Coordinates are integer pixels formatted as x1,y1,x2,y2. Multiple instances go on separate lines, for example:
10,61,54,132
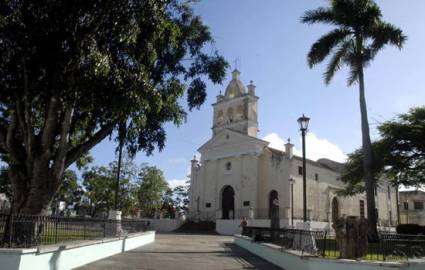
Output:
241,226,425,261
0,213,149,248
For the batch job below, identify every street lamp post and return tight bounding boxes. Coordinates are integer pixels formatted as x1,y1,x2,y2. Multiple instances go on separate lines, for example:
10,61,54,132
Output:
297,114,310,223
289,178,295,227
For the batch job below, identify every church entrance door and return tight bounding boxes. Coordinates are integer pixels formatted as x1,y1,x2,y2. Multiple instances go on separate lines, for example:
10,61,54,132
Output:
221,185,235,219
269,190,279,228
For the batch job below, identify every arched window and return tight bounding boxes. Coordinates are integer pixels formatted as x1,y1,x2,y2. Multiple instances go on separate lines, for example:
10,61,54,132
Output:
236,104,244,120
217,110,223,124
226,107,234,122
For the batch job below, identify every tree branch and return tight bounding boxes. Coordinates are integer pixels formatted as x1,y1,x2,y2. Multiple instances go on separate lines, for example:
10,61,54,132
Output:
65,122,115,168
53,105,74,179
40,96,59,156
6,111,23,164
22,57,36,170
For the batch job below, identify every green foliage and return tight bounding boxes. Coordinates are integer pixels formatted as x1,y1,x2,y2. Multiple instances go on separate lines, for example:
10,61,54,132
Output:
0,0,227,214
161,188,176,218
138,166,169,218
82,166,114,216
341,107,425,194
301,0,406,86
82,157,139,217
173,183,189,212
378,107,425,187
51,170,83,215
396,224,425,235
339,141,386,196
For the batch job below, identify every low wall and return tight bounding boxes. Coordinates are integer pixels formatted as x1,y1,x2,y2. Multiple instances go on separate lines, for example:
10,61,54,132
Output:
234,235,425,270
0,231,155,270
140,218,185,232
216,219,330,235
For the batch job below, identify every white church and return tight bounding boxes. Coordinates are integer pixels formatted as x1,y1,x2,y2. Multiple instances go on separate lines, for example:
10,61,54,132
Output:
188,69,398,233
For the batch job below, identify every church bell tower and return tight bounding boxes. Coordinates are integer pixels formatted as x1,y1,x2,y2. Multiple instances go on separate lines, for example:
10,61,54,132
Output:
212,70,259,137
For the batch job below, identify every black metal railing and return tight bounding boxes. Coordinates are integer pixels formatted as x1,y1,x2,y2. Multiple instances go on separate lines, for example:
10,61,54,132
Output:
0,213,149,248
380,233,425,260
241,226,425,261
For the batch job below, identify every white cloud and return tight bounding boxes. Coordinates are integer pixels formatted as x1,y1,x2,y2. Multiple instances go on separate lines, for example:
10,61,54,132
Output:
167,179,188,189
263,133,287,152
262,132,347,163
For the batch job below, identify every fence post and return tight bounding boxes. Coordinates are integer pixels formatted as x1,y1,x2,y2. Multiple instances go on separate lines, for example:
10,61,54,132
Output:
103,219,107,238
8,214,14,248
298,230,302,250
55,217,59,244
83,219,87,240
322,231,327,257
381,235,386,262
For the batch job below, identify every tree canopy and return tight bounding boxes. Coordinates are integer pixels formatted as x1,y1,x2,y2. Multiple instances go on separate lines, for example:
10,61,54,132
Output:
301,0,406,86
138,166,169,218
341,107,425,195
82,158,139,217
0,0,227,214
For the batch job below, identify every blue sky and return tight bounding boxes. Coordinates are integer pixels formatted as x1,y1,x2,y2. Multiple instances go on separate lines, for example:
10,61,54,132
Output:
87,0,425,187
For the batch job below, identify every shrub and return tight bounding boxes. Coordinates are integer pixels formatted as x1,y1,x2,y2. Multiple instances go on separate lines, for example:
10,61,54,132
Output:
396,224,424,235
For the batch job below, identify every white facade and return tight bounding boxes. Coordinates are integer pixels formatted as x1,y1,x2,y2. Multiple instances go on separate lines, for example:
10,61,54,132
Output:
189,70,398,229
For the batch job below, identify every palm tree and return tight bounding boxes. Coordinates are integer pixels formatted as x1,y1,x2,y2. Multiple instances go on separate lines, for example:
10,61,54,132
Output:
301,0,406,240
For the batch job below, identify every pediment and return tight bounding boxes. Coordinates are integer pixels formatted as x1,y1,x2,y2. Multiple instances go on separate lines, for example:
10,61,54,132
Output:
198,129,269,161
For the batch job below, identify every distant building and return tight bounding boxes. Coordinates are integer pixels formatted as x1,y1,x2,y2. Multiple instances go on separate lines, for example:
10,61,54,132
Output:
189,70,398,230
399,190,425,225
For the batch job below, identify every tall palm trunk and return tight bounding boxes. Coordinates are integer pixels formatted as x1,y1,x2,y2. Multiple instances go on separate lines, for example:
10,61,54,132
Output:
358,65,379,241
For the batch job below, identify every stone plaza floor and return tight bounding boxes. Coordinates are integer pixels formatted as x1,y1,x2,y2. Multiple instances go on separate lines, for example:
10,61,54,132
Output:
75,233,282,270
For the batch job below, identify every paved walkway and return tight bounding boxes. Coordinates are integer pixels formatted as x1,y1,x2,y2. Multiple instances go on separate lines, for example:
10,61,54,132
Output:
76,233,282,270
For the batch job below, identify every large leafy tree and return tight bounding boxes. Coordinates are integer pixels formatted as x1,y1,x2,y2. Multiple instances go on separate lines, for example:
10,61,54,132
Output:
302,0,406,240
82,166,114,217
82,158,139,217
173,182,189,213
0,0,227,215
342,107,425,194
138,166,169,218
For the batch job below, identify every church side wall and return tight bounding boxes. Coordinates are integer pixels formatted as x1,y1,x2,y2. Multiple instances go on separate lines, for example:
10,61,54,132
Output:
257,150,291,219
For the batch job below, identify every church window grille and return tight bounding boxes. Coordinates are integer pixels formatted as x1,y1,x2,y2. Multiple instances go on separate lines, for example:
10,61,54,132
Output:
315,173,319,181
360,200,365,218
243,201,250,206
298,166,303,175
414,201,424,210
205,203,211,208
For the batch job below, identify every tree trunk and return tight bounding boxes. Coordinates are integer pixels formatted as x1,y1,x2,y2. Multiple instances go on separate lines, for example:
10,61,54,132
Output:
358,66,379,241
9,164,61,215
